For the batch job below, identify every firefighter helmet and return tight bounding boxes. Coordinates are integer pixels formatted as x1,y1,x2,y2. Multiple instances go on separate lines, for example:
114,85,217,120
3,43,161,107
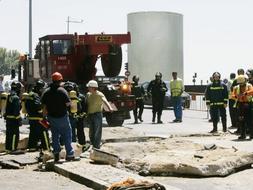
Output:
51,72,63,82
237,75,246,84
132,75,139,83
64,81,75,92
11,81,21,91
87,80,98,88
155,72,162,78
212,72,221,79
35,79,46,89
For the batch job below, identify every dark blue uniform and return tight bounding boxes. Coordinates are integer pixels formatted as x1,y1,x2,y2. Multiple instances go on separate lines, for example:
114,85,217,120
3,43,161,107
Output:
131,82,145,123
147,79,168,123
5,91,21,151
205,81,228,132
26,91,50,151
76,93,87,146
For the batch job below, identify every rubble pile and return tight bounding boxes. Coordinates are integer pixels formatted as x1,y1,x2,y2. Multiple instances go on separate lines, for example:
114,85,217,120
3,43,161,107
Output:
100,138,253,177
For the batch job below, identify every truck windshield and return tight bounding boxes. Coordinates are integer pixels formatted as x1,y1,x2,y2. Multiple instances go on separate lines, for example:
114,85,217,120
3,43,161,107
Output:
52,40,72,55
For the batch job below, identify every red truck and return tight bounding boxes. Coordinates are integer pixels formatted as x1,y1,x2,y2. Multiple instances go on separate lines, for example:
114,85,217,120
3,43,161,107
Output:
19,32,135,126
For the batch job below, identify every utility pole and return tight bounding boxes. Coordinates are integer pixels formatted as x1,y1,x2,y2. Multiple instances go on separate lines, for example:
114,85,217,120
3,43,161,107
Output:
66,16,83,34
29,0,32,59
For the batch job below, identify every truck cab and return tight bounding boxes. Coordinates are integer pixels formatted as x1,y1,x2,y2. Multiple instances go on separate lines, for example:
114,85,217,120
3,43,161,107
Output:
19,32,135,126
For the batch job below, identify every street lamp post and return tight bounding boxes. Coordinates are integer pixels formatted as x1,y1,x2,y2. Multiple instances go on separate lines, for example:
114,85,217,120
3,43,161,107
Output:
66,16,83,34
29,0,32,59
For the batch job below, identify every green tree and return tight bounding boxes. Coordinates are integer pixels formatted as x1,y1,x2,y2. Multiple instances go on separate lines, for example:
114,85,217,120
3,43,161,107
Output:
0,47,20,75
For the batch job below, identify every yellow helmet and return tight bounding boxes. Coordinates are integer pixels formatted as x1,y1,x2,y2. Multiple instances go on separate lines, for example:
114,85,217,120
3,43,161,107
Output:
237,75,246,84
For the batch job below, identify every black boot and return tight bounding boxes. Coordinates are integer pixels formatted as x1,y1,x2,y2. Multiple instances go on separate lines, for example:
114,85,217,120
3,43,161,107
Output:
222,120,227,132
152,113,156,123
209,122,218,133
138,115,143,122
54,153,60,162
157,114,163,124
134,114,138,124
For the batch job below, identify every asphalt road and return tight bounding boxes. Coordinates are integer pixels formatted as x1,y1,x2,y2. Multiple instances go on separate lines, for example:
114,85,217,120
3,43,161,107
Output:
1,108,253,190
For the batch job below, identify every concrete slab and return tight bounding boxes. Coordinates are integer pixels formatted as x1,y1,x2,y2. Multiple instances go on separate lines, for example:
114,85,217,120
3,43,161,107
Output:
0,160,23,169
0,152,38,168
50,159,180,190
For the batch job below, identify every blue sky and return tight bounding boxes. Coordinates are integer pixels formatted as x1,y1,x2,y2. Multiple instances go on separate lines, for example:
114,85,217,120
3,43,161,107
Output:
1,0,253,84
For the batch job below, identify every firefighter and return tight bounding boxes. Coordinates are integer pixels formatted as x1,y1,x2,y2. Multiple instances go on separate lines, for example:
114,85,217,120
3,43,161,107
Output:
245,69,253,137
131,75,145,124
147,72,168,123
170,72,184,122
64,81,78,143
5,81,22,152
205,72,228,133
227,73,237,129
232,75,253,139
74,84,90,151
25,79,50,152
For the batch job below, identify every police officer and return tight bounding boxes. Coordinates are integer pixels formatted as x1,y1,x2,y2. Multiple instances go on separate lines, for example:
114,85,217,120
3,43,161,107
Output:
5,81,22,152
131,75,145,124
147,72,168,123
205,72,228,133
26,79,50,152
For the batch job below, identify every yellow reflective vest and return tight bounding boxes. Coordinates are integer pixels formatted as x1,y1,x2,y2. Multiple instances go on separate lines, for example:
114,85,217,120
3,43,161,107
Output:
170,78,184,97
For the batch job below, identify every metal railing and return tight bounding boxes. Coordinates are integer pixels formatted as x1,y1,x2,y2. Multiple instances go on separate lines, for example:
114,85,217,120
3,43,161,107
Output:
188,92,209,118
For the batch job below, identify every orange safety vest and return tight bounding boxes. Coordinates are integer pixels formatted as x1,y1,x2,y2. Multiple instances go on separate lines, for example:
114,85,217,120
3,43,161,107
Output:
232,83,253,103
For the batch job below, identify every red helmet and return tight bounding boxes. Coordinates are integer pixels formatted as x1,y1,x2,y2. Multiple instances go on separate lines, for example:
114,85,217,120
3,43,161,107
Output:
51,72,63,81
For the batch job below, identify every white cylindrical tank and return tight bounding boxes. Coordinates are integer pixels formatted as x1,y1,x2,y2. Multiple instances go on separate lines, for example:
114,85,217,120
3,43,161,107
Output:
127,11,183,82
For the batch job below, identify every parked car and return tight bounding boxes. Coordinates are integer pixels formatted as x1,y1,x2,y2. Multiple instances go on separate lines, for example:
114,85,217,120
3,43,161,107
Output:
141,81,191,109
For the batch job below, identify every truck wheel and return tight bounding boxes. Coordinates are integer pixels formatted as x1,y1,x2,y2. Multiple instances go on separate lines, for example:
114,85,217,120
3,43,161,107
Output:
105,113,124,127
101,45,122,77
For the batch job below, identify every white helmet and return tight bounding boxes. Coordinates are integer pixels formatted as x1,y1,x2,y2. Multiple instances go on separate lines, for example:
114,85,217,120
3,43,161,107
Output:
86,80,98,88
237,75,246,84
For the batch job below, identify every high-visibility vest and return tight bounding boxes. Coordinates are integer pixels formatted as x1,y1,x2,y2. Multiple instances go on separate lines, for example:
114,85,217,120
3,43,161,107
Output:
235,84,252,102
170,79,183,97
69,90,78,114
21,92,29,114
